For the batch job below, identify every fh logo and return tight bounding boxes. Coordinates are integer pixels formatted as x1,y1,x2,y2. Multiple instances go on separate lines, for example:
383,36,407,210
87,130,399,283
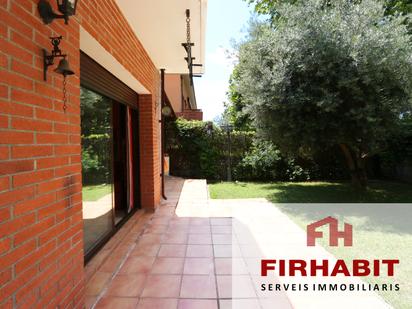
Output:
307,216,352,247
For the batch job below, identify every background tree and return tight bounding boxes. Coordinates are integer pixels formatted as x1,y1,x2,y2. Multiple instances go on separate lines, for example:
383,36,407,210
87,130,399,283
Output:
236,0,412,189
246,0,412,23
80,88,112,184
384,0,412,16
222,66,254,131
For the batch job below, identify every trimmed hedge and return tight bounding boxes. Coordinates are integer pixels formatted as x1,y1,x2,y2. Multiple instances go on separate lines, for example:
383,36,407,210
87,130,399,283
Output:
166,118,411,182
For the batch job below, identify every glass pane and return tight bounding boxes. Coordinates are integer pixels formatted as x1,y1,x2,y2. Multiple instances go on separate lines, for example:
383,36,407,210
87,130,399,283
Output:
112,103,129,225
81,87,114,255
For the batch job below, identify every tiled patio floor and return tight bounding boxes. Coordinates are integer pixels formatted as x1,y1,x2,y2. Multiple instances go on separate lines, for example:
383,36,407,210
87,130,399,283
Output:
85,177,391,309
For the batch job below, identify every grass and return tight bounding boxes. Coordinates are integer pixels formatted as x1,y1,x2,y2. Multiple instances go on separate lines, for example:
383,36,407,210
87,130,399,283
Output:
208,180,412,203
82,184,112,202
209,180,412,308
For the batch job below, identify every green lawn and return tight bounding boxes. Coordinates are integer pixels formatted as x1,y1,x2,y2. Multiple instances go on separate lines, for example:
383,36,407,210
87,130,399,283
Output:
82,184,112,202
208,180,412,203
209,180,412,308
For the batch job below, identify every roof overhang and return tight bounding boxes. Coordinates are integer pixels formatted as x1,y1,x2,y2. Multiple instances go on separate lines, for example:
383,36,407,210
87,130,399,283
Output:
79,27,150,95
115,0,207,75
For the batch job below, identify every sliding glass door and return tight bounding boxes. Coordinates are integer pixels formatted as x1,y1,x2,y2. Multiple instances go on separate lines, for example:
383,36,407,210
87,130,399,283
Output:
81,86,140,257
81,87,115,255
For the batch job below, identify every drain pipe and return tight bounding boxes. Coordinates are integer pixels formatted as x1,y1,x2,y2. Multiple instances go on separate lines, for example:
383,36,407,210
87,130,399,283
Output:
160,69,167,200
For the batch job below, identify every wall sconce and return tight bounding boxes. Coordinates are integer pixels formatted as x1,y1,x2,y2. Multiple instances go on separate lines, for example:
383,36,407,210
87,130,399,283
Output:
38,0,78,25
161,106,172,117
43,36,74,112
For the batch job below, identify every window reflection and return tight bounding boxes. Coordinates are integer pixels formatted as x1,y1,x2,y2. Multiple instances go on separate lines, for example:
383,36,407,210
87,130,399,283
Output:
81,87,114,255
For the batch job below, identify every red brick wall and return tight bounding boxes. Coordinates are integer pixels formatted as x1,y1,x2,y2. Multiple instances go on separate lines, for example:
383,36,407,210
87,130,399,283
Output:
0,0,161,307
77,0,161,210
177,110,204,121
139,95,161,209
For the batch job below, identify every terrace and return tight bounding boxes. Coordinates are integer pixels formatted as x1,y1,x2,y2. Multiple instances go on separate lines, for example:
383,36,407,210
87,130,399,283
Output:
84,177,390,309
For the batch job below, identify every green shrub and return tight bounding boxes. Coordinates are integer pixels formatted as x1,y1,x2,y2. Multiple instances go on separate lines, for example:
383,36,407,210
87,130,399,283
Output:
235,140,312,181
167,119,351,182
166,119,253,180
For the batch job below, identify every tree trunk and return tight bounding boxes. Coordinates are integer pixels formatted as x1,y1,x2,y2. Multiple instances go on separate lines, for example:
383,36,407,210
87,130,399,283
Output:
339,144,368,190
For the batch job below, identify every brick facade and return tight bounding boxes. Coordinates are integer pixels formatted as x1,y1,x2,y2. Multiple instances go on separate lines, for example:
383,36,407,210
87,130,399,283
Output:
177,109,204,121
0,0,161,307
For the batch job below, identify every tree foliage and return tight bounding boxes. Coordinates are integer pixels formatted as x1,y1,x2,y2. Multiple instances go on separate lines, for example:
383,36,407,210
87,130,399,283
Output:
166,118,254,180
81,88,112,185
236,0,412,188
247,0,412,17
222,66,254,131
384,0,412,16
244,0,412,24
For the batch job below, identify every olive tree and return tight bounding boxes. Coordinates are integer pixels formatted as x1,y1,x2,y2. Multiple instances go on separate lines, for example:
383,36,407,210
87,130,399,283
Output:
237,0,412,188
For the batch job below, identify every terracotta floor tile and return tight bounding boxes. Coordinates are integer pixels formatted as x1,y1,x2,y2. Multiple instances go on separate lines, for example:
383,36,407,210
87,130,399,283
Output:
99,255,124,273
210,218,232,226
220,299,260,309
145,224,169,234
190,218,210,226
130,243,160,257
158,244,187,257
162,233,188,244
213,244,242,258
183,258,214,275
105,274,146,297
85,296,96,309
214,258,249,275
151,258,185,275
155,207,176,217
86,272,112,296
189,225,211,234
119,256,155,274
211,226,232,234
141,275,181,298
180,275,217,299
115,244,134,255
217,275,256,299
188,234,212,245
167,226,190,234
212,234,234,245
138,234,164,246
151,217,172,225
169,218,191,226
186,245,214,258
178,299,218,309
95,297,139,309
137,298,178,309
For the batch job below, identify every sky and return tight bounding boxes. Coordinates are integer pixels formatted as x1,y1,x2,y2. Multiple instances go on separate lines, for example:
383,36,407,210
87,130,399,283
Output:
194,0,253,121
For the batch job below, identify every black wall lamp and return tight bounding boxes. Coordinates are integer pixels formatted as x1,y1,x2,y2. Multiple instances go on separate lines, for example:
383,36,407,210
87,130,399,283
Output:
38,0,78,25
43,36,74,81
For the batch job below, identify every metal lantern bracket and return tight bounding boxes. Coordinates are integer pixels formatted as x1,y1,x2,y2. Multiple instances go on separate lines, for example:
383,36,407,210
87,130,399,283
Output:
182,9,203,85
42,36,75,112
43,36,67,81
